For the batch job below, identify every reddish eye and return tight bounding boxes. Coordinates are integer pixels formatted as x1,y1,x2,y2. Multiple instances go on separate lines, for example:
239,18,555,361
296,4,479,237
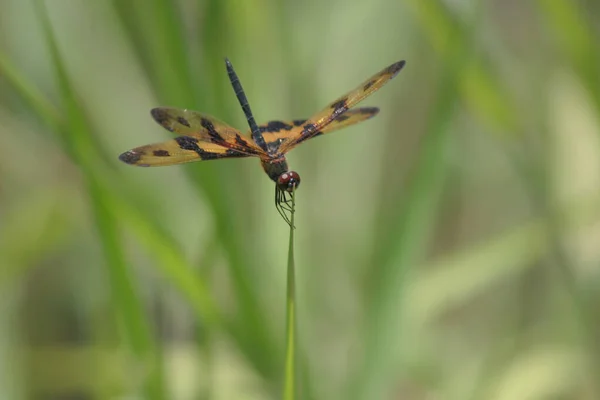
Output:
277,171,301,192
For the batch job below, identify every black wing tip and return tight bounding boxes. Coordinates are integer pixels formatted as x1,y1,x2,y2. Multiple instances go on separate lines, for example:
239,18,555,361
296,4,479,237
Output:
150,107,168,124
388,60,406,77
119,150,143,165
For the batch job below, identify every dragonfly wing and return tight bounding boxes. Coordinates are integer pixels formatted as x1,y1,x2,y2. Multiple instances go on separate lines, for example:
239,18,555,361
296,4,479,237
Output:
119,107,265,166
277,60,405,153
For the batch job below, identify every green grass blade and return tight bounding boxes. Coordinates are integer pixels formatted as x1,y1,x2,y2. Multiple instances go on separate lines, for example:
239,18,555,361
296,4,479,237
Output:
536,0,600,112
88,180,166,399
0,53,62,133
107,189,222,326
32,1,166,399
408,0,518,133
283,190,297,400
111,0,196,107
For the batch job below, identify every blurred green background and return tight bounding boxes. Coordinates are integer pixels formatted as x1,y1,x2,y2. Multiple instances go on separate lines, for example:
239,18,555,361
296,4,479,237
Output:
1,0,600,399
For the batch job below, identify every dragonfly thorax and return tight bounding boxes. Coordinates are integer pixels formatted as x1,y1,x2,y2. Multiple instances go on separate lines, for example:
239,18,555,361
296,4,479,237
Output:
277,171,301,193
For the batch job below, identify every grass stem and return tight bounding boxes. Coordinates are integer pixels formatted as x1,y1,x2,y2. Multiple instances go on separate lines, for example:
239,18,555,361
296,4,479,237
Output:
283,188,297,400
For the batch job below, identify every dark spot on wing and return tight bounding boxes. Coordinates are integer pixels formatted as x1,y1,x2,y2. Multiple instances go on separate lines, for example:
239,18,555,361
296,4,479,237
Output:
175,135,200,150
259,120,294,133
235,134,250,148
335,114,350,122
176,135,218,160
293,119,306,126
119,150,142,164
150,108,168,123
226,149,245,157
363,80,376,91
302,123,317,136
200,117,214,132
200,152,220,160
177,116,191,127
296,131,320,145
150,108,174,132
202,149,246,160
175,135,247,160
233,134,261,155
330,98,348,113
386,60,406,78
200,117,224,142
153,149,170,157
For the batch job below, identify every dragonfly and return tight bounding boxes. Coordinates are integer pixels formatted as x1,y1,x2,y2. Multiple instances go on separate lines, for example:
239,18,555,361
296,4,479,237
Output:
119,58,406,225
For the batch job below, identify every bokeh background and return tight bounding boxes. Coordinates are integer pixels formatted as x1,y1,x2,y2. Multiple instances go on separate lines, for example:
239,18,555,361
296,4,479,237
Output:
1,0,600,399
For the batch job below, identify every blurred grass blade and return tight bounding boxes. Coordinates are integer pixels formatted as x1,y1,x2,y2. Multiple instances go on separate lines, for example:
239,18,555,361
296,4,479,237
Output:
0,53,62,132
283,190,297,400
108,189,222,326
409,192,600,324
0,190,74,285
352,6,477,398
111,0,196,107
536,0,600,112
33,1,166,399
407,0,518,133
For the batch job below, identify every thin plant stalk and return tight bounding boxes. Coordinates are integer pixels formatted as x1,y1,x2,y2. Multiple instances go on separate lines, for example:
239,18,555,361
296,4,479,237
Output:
283,188,297,400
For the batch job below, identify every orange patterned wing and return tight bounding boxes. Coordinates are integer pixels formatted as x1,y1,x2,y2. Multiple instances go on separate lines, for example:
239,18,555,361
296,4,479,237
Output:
255,107,380,154
277,60,405,153
119,107,266,167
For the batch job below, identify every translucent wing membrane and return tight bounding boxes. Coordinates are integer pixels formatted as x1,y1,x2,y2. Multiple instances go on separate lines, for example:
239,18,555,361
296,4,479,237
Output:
277,60,405,153
318,107,380,134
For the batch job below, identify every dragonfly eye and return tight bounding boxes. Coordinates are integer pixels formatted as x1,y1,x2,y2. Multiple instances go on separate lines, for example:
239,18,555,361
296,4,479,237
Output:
277,171,301,192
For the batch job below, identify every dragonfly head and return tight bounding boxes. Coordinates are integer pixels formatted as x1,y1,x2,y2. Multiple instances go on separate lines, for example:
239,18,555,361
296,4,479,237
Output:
277,171,301,193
